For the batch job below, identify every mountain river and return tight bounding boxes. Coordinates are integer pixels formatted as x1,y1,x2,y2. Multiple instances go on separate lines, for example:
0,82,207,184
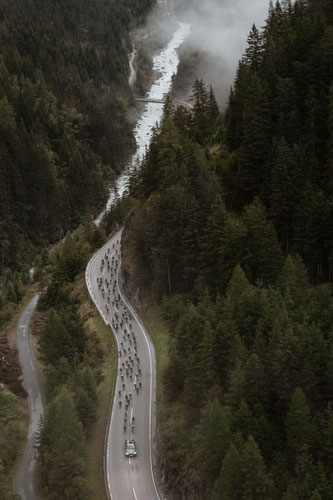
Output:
95,21,191,223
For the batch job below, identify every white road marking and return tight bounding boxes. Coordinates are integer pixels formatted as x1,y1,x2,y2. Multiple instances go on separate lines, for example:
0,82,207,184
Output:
132,488,138,500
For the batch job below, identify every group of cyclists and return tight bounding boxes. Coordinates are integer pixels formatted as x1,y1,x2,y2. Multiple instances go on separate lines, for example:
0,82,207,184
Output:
97,238,143,435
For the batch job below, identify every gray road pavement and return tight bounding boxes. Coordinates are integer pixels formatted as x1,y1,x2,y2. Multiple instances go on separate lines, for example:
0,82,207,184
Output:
15,294,43,500
86,230,161,500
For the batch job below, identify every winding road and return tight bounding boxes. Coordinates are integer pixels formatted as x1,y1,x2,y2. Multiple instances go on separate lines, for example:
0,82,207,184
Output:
86,230,161,500
15,294,43,500
14,16,189,499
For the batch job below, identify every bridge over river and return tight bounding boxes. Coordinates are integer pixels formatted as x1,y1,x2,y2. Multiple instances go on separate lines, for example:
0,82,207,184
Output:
135,97,193,108
136,97,165,104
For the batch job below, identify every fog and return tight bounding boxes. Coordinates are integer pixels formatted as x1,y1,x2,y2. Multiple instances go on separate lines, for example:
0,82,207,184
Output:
178,0,268,63
169,0,270,104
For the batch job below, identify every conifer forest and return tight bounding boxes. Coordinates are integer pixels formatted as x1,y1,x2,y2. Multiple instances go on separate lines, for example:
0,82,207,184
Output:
0,0,333,499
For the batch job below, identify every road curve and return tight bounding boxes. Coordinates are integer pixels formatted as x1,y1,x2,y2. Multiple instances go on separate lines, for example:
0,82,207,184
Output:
15,294,44,500
86,230,161,500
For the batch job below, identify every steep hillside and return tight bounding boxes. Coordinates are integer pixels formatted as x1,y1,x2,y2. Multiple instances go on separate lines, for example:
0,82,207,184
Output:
0,0,153,277
121,1,333,498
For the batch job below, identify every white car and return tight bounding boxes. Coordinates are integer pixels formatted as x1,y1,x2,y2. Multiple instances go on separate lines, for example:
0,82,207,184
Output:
125,439,137,457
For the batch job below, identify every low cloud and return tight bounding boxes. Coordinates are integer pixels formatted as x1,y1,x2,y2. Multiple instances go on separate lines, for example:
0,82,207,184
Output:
174,0,270,103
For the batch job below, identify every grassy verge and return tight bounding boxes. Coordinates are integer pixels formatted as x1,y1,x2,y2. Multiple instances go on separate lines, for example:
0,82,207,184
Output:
0,387,29,499
85,315,117,500
139,299,170,400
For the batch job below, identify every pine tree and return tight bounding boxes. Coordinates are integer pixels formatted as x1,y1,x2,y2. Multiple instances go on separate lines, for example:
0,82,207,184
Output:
75,388,96,433
225,361,246,408
286,387,314,456
236,74,271,205
242,197,283,284
191,79,209,144
213,315,239,383
184,321,217,420
226,264,252,304
77,366,98,405
207,86,219,127
241,435,273,499
244,353,268,409
233,400,256,438
277,255,309,299
39,308,87,365
310,490,323,500
192,400,232,484
224,62,252,150
162,95,174,120
218,214,248,290
214,442,242,499
38,385,90,499
243,24,264,70
293,186,333,281
270,138,298,252
200,195,228,292
56,233,84,281
269,304,299,411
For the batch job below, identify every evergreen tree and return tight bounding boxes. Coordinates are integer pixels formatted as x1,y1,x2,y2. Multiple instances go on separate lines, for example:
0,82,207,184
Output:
75,388,96,434
241,435,273,499
286,387,314,456
310,490,323,500
207,86,219,127
242,197,283,284
214,442,242,499
38,385,90,499
192,400,232,485
39,308,87,365
184,321,217,420
270,138,298,252
243,24,264,70
236,74,272,205
191,79,209,143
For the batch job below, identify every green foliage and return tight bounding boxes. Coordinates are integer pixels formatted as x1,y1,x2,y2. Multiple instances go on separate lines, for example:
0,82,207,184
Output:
222,0,333,280
192,400,232,485
35,204,111,497
0,0,153,279
39,307,87,365
0,388,26,500
37,385,90,499
286,388,315,456
215,442,243,499
241,435,273,499
124,10,333,491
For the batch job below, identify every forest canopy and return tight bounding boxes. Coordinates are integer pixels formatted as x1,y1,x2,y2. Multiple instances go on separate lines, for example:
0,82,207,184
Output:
121,1,333,498
0,0,153,277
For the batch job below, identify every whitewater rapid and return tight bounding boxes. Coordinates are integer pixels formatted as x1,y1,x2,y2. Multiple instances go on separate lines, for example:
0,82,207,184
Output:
95,22,191,224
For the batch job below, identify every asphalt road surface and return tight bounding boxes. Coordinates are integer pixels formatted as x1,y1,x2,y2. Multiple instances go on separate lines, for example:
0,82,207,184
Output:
86,229,161,500
15,294,43,500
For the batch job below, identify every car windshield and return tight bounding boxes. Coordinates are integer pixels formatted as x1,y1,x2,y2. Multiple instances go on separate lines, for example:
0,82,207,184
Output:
127,444,135,450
